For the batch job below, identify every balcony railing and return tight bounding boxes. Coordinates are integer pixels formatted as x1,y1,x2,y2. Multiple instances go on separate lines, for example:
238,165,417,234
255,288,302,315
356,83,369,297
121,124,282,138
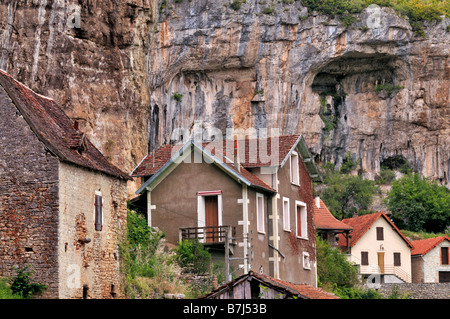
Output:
359,264,411,283
179,225,236,245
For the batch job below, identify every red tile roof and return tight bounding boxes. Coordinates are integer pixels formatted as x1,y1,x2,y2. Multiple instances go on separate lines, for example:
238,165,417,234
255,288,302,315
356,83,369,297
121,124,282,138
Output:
312,199,353,231
337,212,412,248
411,235,450,256
202,271,339,299
132,141,276,193
133,135,302,178
253,272,339,299
0,69,130,180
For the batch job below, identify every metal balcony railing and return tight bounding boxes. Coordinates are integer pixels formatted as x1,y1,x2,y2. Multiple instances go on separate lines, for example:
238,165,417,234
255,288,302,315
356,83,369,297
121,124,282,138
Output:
179,225,236,244
359,264,411,283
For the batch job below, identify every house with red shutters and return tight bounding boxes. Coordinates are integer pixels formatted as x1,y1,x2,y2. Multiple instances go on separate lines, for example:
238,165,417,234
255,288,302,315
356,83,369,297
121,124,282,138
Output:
130,134,322,285
411,235,450,283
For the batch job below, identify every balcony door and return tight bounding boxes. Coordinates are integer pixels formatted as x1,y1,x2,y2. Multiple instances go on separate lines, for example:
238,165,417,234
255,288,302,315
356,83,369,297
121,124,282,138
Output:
205,195,219,243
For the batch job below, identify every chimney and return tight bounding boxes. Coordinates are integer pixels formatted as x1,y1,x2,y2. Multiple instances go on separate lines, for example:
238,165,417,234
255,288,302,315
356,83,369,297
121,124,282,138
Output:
234,138,240,172
315,196,321,208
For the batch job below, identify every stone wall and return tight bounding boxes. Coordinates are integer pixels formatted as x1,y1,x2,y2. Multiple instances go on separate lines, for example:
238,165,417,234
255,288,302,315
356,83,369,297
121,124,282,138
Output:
376,283,450,299
0,85,60,298
58,162,127,299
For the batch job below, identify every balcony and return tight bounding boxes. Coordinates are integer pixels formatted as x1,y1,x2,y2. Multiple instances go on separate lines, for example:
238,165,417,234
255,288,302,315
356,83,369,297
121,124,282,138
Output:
179,225,236,246
359,264,411,283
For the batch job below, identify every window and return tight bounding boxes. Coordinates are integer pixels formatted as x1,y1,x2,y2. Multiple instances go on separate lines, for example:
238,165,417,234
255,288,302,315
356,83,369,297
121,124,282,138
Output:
376,227,384,240
256,193,265,233
303,252,311,270
94,194,102,231
441,247,449,265
361,251,369,265
290,151,300,186
394,252,401,266
295,201,307,239
282,197,290,231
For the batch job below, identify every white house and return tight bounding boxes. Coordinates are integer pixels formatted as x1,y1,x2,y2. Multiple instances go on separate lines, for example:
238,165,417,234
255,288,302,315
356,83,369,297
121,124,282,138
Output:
338,212,412,283
411,235,450,283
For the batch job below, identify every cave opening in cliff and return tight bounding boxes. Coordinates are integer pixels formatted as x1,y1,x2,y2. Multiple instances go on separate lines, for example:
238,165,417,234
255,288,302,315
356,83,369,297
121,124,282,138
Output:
310,52,408,170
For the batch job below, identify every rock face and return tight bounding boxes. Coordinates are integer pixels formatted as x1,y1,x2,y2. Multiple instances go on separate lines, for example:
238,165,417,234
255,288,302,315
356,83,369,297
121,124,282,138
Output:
0,0,154,177
1,0,449,187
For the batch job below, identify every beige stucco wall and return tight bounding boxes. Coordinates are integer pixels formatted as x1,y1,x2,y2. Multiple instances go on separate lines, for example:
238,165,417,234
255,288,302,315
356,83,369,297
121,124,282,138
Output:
349,217,412,283
423,241,450,283
58,162,127,299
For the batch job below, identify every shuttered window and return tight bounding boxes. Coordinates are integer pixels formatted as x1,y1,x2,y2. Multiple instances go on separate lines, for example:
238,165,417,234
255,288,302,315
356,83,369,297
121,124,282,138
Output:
256,193,265,233
95,194,103,231
441,247,449,265
376,227,384,240
361,251,369,265
394,252,401,266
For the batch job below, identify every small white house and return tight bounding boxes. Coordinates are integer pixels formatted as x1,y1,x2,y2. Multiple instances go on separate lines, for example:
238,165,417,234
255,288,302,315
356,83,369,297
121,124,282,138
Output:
411,236,450,283
338,212,412,283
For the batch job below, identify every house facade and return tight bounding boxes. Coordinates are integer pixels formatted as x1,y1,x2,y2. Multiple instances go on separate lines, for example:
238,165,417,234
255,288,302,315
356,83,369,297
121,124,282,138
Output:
338,212,412,283
0,70,129,298
131,135,322,285
411,236,450,283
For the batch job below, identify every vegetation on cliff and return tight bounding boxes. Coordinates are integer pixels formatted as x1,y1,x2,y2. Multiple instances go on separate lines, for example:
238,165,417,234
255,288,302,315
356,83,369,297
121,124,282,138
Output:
292,0,448,34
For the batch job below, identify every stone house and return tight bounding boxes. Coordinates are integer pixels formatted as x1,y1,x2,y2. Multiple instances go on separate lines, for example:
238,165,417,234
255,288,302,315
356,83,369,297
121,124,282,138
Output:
411,235,450,283
130,134,322,285
0,70,130,298
337,212,413,283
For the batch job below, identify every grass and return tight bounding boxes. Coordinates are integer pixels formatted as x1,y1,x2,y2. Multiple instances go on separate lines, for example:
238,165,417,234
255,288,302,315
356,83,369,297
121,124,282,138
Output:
400,229,450,241
0,278,22,299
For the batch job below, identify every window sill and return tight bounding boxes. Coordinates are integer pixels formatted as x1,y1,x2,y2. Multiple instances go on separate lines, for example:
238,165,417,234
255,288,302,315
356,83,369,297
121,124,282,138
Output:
297,236,309,241
291,182,300,187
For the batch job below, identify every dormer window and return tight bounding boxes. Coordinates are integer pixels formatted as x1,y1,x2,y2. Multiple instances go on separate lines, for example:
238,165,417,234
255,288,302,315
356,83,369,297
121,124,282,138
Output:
290,151,300,186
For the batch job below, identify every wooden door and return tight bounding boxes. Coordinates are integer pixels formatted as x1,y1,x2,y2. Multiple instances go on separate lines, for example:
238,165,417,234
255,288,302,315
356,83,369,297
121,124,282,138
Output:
205,196,219,243
377,252,385,274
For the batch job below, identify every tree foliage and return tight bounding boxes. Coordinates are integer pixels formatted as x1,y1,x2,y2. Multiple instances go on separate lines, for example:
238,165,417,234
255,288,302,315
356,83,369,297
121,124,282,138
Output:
320,167,379,220
316,237,360,290
387,173,450,232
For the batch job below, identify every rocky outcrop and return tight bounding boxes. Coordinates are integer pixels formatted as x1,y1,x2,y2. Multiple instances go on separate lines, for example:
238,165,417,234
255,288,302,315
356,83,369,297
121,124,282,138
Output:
1,1,449,187
148,1,450,185
0,0,154,177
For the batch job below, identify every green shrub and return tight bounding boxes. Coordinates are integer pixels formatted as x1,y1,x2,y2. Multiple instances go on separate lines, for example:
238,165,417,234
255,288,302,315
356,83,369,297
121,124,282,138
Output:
0,278,21,299
175,239,212,275
316,237,360,290
375,169,396,185
374,83,404,96
230,0,242,10
9,265,47,298
171,92,183,102
387,173,450,232
301,0,449,33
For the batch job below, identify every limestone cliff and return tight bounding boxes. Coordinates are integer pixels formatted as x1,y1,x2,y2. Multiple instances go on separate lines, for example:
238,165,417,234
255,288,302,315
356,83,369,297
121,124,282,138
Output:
1,0,449,188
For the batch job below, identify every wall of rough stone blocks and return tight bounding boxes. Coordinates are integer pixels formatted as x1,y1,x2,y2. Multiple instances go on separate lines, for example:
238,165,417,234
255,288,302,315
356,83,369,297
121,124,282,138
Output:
58,162,127,299
0,86,60,298
376,283,450,299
